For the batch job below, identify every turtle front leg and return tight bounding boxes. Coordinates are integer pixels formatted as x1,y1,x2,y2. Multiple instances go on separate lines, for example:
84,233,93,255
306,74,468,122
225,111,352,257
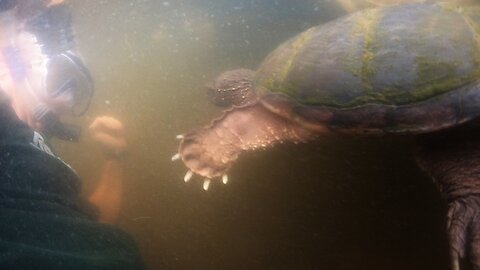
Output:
415,127,480,270
173,102,317,189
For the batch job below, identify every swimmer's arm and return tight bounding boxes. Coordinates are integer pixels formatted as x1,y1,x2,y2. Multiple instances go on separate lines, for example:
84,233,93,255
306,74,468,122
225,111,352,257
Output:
87,116,127,224
88,158,124,224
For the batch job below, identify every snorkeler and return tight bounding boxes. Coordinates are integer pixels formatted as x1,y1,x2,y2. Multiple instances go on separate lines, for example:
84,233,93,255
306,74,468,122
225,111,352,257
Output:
0,0,144,269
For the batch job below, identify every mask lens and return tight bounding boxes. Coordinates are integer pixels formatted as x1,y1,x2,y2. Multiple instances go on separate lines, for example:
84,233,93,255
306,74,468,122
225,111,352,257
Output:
46,52,93,116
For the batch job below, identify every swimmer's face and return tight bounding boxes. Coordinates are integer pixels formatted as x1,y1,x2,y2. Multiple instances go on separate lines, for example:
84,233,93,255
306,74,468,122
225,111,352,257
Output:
0,31,74,130
44,86,75,114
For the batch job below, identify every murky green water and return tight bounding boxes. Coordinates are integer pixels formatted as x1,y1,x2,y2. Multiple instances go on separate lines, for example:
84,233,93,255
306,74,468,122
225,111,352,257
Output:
52,1,451,269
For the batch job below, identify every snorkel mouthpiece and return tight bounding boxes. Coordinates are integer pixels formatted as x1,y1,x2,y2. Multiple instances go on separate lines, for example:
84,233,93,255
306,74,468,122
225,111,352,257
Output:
35,106,81,142
50,120,81,142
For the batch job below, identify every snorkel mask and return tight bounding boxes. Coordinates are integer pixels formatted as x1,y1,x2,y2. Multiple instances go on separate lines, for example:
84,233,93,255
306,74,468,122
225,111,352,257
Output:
0,2,94,141
32,50,94,141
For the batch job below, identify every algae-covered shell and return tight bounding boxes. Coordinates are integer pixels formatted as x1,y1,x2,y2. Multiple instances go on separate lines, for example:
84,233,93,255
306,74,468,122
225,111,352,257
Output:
255,3,480,134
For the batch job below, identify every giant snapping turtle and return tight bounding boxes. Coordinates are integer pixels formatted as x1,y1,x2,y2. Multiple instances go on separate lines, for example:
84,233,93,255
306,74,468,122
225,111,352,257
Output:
173,3,480,269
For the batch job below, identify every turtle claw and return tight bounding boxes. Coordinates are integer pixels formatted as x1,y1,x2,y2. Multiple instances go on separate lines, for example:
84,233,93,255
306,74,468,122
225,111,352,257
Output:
171,153,180,161
181,169,227,190
184,170,193,183
452,257,460,270
222,174,229,185
447,196,480,270
203,179,211,191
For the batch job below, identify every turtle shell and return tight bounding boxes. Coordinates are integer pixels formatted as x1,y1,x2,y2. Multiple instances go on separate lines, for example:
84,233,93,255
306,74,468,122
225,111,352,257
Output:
254,3,480,134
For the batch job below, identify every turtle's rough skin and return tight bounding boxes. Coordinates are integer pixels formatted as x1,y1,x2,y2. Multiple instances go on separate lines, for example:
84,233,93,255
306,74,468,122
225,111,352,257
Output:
177,3,480,269
416,123,480,270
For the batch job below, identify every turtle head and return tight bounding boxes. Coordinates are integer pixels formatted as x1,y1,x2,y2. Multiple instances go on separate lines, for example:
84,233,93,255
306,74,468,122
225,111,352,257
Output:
206,68,257,107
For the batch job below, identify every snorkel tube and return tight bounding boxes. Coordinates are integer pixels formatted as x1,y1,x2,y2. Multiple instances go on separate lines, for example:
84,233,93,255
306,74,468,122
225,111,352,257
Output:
0,1,94,141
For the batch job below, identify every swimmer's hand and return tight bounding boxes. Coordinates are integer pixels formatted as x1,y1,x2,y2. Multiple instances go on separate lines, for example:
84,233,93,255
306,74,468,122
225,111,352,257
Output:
89,116,127,159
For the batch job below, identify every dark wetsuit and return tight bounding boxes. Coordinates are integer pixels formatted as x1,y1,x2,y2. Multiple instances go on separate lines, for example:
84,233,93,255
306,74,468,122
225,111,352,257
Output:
0,95,145,269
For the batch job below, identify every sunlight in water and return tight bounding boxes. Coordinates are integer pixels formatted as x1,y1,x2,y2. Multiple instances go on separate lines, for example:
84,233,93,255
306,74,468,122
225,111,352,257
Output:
41,0,472,269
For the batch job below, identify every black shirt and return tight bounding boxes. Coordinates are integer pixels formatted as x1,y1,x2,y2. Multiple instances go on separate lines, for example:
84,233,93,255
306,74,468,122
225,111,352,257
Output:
0,97,145,270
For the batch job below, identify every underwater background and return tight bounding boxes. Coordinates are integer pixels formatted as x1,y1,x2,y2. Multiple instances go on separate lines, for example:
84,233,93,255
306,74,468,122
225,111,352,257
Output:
52,0,455,269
